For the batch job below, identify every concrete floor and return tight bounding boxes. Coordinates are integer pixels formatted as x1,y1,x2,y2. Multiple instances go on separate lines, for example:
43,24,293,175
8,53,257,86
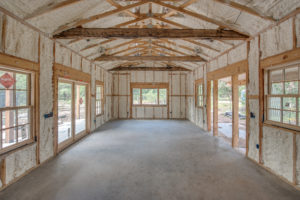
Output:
1,120,300,200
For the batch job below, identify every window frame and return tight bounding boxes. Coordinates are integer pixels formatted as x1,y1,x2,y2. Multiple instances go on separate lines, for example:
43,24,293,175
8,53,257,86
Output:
131,83,168,106
95,81,104,116
0,66,35,155
195,79,204,108
265,62,300,131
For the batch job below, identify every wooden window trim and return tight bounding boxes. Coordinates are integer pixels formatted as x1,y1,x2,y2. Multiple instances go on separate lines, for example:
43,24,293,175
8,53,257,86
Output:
95,80,104,117
195,79,204,108
0,66,36,156
131,83,168,107
264,61,300,131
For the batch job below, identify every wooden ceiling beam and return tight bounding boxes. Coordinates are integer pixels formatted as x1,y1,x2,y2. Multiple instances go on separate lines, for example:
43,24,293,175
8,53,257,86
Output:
150,0,250,36
213,0,275,21
162,0,196,18
94,55,206,62
53,28,249,39
109,66,191,71
53,1,147,34
182,38,221,52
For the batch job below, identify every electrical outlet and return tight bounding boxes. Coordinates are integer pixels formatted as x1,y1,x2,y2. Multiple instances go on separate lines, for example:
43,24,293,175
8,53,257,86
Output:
44,112,53,119
256,144,259,149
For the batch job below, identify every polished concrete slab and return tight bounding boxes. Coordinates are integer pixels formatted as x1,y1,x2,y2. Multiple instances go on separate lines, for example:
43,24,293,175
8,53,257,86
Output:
0,120,300,200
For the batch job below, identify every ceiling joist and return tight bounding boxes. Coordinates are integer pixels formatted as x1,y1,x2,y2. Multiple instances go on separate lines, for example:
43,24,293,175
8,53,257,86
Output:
95,55,206,62
53,28,248,40
109,66,191,71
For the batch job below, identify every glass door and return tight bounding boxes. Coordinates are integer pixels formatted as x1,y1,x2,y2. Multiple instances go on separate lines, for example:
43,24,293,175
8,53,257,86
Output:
75,84,86,135
57,80,88,149
58,81,73,145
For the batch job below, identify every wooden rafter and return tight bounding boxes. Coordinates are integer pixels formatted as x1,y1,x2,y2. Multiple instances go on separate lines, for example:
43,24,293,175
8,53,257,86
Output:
53,1,147,34
53,28,248,39
182,38,221,53
106,0,138,18
162,0,196,18
213,0,275,21
94,55,206,62
150,0,249,36
24,0,84,20
111,44,148,56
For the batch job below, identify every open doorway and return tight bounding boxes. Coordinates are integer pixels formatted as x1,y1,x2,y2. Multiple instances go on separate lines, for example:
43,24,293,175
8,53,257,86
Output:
217,77,233,146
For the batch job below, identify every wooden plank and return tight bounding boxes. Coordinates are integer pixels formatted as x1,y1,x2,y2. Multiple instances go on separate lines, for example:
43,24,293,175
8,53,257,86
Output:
95,55,205,62
106,0,138,18
54,28,249,39
260,48,300,69
109,66,191,71
232,74,239,148
207,60,248,80
213,79,218,136
54,63,90,82
0,53,39,72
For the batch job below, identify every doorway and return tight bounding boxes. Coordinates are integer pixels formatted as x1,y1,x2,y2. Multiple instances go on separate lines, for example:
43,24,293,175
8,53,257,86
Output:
57,79,88,150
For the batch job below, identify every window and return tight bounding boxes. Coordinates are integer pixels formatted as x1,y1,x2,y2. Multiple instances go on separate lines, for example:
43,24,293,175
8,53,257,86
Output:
96,83,104,116
0,68,33,152
132,86,167,106
196,82,204,107
266,64,300,129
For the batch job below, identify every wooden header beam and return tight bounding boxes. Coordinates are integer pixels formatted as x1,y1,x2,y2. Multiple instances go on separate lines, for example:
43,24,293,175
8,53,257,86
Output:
94,55,206,62
53,28,249,40
109,66,191,71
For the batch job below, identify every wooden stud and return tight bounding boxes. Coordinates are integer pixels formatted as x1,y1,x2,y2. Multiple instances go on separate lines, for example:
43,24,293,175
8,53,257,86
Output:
213,79,218,136
232,74,239,148
206,79,211,132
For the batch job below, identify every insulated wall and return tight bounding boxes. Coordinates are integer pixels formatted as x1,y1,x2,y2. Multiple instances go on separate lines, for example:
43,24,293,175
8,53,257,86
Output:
188,12,300,188
111,71,190,119
0,12,112,190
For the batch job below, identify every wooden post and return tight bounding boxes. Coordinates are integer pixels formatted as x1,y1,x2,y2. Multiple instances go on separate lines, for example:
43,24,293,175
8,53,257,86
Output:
213,80,218,136
232,75,239,148
206,80,211,132
76,85,80,119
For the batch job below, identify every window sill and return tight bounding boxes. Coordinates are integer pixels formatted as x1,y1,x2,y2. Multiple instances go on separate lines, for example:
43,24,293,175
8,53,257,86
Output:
0,139,36,158
96,113,104,117
264,121,300,133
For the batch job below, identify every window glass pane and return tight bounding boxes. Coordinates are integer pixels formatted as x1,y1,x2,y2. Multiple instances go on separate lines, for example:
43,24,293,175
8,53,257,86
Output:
268,109,281,122
285,81,298,94
16,90,28,106
0,89,14,108
198,96,203,107
0,70,5,89
299,112,300,126
75,85,86,135
18,108,29,125
133,88,140,105
96,86,101,99
285,66,298,81
269,97,281,109
159,89,167,105
18,124,30,142
283,97,296,111
283,111,296,125
58,82,72,143
198,84,202,95
270,69,283,82
2,127,17,148
2,110,16,129
142,89,158,105
16,73,27,90
271,83,283,94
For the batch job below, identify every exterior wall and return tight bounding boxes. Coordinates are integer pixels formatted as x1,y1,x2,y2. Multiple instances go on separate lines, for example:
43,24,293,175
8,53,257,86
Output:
0,11,112,190
111,71,189,119
188,12,300,188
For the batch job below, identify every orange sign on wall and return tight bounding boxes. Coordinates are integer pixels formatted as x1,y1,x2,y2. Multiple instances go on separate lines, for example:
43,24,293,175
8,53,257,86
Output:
0,73,16,89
